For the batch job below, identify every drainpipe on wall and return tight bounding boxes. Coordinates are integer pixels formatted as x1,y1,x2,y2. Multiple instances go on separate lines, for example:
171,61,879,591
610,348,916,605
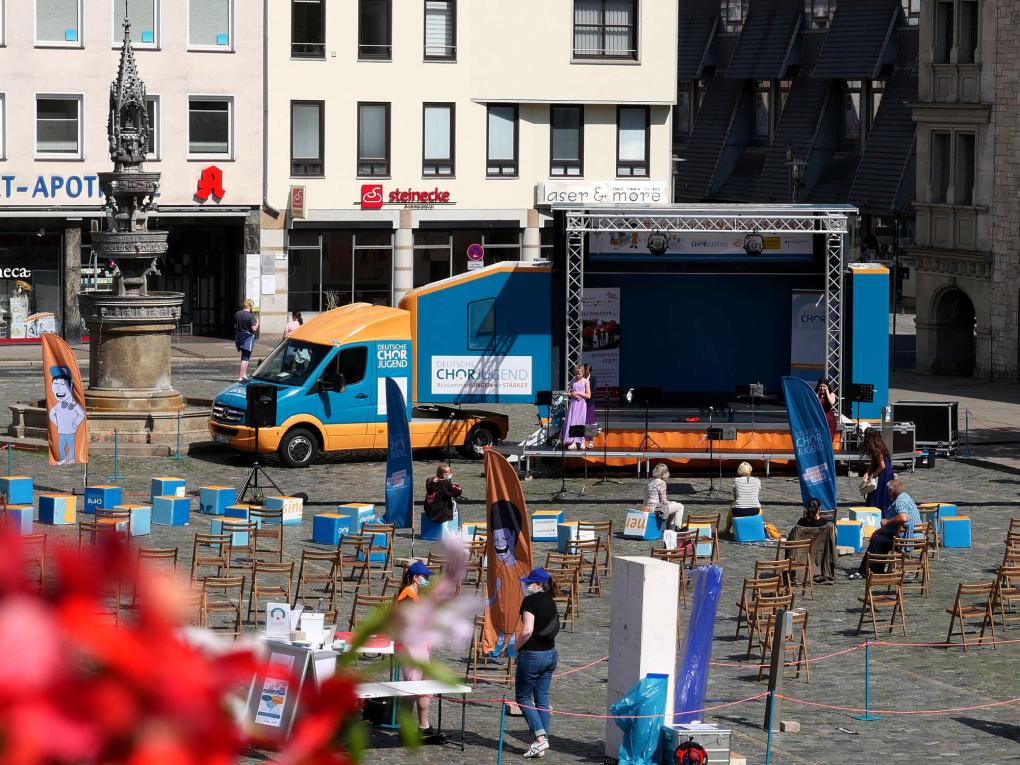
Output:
262,0,279,219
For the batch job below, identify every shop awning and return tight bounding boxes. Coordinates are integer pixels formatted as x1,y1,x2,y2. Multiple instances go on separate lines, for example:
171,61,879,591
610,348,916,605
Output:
812,0,900,79
677,0,719,80
725,0,803,80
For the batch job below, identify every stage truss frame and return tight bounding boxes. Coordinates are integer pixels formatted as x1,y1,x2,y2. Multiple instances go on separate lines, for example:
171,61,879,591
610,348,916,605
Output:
563,205,852,413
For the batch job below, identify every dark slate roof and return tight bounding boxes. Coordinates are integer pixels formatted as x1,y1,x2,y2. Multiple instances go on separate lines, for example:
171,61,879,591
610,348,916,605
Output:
849,55,918,214
726,0,803,79
714,149,769,202
677,11,719,79
806,153,861,203
813,0,901,79
674,77,744,201
753,74,832,201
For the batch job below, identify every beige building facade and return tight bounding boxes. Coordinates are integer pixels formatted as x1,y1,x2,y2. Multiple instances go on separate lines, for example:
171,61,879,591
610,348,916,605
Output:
260,0,678,335
912,0,1018,380
0,0,263,340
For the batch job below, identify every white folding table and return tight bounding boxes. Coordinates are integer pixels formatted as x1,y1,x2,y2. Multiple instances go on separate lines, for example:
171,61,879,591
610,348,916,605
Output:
356,680,473,750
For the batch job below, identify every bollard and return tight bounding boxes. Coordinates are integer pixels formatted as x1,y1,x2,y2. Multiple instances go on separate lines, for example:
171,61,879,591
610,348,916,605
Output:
964,409,972,457
764,690,775,765
852,641,882,721
170,411,187,462
109,429,123,481
496,696,507,765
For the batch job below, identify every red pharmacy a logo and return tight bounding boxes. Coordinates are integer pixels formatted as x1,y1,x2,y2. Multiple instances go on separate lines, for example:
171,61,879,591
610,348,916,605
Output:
195,166,226,202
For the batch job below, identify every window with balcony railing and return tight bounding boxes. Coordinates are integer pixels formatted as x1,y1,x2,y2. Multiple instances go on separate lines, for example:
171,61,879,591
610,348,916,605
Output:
573,0,637,59
292,0,325,58
359,0,391,60
424,0,456,60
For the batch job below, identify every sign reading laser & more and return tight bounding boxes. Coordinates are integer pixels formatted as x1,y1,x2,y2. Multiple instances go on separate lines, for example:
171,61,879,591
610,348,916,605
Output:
431,356,532,396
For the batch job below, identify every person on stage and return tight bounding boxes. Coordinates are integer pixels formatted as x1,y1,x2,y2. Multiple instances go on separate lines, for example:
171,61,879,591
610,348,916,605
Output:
582,363,597,449
816,377,838,439
563,364,590,450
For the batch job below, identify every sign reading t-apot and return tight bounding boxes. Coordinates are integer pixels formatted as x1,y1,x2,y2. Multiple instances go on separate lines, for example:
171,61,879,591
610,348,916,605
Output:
536,180,668,207
431,356,532,396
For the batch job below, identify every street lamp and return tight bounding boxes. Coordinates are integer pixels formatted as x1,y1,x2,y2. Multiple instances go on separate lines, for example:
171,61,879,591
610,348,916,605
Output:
784,144,807,203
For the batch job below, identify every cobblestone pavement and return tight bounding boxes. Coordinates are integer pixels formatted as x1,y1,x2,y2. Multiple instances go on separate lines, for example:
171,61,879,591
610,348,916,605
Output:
2,364,1020,763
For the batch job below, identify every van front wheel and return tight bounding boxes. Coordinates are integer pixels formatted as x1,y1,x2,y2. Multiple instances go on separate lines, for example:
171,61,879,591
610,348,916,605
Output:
279,427,319,468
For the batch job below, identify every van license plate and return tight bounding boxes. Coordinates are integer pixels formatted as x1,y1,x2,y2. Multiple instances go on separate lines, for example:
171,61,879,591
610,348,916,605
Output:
213,433,232,444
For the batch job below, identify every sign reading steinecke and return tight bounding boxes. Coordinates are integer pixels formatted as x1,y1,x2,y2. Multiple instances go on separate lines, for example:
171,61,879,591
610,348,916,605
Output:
359,184,455,210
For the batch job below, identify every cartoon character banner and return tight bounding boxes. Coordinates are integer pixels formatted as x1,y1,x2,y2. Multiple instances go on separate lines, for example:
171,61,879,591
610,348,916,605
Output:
582,287,620,397
41,333,88,466
482,449,533,655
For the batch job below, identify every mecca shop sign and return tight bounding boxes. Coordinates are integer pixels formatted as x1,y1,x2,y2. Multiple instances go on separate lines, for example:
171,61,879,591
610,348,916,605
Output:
359,184,455,210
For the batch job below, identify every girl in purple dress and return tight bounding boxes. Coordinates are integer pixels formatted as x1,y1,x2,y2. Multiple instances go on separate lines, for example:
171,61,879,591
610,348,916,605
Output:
563,364,590,450
582,363,597,449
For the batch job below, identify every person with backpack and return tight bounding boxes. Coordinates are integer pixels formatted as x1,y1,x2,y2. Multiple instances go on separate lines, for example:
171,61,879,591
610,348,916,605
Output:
515,568,560,759
423,464,462,524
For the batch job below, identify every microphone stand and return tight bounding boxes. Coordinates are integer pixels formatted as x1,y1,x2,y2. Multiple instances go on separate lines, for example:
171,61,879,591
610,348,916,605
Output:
593,394,624,486
706,406,717,496
552,392,585,500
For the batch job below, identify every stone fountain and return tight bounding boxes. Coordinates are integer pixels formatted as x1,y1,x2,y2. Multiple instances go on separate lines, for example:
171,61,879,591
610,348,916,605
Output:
7,22,210,450
79,19,184,413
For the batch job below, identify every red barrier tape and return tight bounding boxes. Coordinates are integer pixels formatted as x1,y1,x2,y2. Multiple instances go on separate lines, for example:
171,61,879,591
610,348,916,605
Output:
444,692,768,720
874,637,1020,648
776,693,1020,716
710,643,866,669
552,656,608,679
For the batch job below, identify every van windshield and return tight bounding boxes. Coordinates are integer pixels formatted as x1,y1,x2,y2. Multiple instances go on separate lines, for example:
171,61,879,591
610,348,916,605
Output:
250,341,329,387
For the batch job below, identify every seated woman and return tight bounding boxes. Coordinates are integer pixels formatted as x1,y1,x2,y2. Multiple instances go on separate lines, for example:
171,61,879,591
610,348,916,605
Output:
644,463,684,531
796,498,828,528
725,461,762,535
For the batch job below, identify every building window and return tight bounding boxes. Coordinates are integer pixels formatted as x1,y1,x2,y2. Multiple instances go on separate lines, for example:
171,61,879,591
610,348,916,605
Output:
753,81,771,140
359,0,391,60
804,0,836,29
486,105,518,177
958,0,978,63
955,132,975,205
287,230,394,311
617,106,649,176
721,0,748,32
36,96,82,157
424,0,456,60
291,101,324,176
843,80,862,144
145,96,159,159
934,0,953,63
413,229,521,288
674,85,693,140
930,131,951,203
188,97,232,157
0,0,5,46
423,103,454,176
870,79,885,123
902,0,920,25
357,102,390,177
573,0,638,59
550,105,584,177
112,0,157,46
36,0,82,46
0,94,5,160
189,0,231,49
292,0,325,58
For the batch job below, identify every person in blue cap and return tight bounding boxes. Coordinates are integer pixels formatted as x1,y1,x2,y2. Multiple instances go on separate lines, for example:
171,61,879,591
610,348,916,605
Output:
47,365,85,465
397,560,434,734
516,567,560,759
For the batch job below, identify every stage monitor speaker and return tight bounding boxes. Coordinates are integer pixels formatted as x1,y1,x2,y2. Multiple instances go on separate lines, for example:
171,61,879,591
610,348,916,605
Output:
535,391,554,406
631,386,662,405
567,425,588,438
247,384,278,429
706,427,726,441
736,383,765,399
846,383,875,404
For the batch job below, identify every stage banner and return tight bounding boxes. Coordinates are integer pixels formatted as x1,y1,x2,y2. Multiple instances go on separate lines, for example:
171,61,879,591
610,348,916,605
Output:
790,291,825,382
782,376,837,511
41,332,88,466
589,230,814,263
582,287,621,396
382,377,413,529
482,449,533,655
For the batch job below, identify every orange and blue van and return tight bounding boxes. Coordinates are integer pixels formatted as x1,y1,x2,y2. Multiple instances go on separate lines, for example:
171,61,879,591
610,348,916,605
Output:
209,263,552,467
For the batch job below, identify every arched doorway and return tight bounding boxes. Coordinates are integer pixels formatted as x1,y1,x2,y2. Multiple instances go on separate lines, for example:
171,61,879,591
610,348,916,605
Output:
932,288,976,376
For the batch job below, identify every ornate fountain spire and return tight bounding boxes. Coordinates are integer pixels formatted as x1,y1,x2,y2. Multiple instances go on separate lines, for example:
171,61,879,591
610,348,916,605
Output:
108,18,149,169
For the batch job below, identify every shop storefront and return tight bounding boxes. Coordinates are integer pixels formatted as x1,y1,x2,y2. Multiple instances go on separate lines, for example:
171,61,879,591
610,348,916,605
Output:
286,228,394,313
412,227,523,288
0,230,63,342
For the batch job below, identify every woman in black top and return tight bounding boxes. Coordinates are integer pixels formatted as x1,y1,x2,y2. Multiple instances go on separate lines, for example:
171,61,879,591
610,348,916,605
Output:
516,568,559,759
796,498,828,527
423,464,463,523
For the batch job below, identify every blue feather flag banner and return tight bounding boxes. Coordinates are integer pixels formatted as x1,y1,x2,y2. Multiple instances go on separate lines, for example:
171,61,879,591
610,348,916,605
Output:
782,375,838,511
382,377,413,528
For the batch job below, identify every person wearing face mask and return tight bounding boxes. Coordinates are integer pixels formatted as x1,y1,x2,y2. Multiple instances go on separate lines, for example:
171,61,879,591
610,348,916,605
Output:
515,568,560,759
396,561,434,734
423,464,463,524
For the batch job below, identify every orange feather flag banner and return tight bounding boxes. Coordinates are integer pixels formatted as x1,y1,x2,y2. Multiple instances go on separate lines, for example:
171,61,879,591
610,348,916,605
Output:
482,448,533,655
41,332,89,466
